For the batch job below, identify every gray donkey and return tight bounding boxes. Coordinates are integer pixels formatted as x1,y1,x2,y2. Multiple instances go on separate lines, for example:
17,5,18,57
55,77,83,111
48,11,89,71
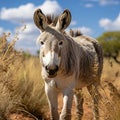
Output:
33,9,103,120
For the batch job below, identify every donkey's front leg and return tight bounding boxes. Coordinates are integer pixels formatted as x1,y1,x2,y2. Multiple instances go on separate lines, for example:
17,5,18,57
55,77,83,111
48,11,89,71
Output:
45,81,59,120
60,89,73,120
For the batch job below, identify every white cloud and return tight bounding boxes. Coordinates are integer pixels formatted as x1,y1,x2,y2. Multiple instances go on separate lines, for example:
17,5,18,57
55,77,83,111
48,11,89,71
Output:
85,3,94,8
0,3,35,23
79,27,93,35
0,0,62,54
13,23,40,54
99,0,119,6
0,1,62,23
99,13,120,31
70,21,77,26
99,18,111,28
82,0,119,6
40,0,62,15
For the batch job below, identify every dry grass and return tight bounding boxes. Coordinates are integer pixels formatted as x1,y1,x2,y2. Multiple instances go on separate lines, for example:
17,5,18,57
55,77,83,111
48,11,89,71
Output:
99,58,120,120
81,57,120,120
0,33,47,120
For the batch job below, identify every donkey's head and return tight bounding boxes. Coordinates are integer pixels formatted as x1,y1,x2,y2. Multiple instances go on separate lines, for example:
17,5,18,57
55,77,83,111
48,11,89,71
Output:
34,9,71,78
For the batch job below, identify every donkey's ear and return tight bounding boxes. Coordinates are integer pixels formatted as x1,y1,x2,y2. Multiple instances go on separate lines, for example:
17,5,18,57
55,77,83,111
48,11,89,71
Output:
56,9,71,31
33,9,47,32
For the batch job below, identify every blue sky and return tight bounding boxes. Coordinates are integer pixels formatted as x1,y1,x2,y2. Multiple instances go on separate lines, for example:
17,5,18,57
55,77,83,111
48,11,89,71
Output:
0,0,120,54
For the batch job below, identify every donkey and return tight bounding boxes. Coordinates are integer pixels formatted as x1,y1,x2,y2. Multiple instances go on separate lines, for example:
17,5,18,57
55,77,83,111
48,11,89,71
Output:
33,9,103,120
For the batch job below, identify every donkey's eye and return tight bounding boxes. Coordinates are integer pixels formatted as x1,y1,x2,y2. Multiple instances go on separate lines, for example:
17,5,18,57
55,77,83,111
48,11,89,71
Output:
59,41,63,46
40,41,44,45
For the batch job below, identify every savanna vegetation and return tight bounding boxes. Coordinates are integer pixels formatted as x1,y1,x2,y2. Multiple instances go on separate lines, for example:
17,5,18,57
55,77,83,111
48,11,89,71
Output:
0,30,120,120
98,31,120,64
0,34,48,120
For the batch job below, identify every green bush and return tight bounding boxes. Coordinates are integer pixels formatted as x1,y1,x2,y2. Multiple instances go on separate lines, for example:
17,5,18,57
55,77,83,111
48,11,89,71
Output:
97,31,120,63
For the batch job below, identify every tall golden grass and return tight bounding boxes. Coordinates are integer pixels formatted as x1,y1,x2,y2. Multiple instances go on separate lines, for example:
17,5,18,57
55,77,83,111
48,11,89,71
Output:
99,58,120,120
0,33,47,120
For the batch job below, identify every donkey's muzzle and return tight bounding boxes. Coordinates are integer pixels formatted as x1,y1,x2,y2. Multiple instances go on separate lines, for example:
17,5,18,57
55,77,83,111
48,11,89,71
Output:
45,65,59,76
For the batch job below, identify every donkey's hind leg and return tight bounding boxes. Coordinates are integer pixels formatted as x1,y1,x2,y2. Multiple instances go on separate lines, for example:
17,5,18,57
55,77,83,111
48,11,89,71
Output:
87,84,100,120
74,89,84,120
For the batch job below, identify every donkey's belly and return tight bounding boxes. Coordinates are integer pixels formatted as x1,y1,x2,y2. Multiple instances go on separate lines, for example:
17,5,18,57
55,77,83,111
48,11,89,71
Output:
53,78,93,90
74,79,92,88
75,76,99,88
54,77,75,90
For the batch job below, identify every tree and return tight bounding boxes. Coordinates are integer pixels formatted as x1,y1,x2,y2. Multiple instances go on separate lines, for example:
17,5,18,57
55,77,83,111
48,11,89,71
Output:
97,31,120,64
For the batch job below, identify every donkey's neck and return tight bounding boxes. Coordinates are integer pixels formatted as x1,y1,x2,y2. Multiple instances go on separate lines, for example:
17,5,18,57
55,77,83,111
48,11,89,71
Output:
60,35,84,76
61,34,95,80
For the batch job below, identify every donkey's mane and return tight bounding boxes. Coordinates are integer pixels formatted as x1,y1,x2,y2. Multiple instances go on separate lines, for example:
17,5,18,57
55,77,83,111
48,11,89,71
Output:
46,15,59,26
69,29,82,37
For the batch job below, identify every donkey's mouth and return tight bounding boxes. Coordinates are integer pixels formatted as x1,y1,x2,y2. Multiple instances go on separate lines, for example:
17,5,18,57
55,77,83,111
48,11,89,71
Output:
48,73,57,78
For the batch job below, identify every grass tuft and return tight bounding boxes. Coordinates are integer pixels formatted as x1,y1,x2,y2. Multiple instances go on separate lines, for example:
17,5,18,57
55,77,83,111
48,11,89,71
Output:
0,31,47,120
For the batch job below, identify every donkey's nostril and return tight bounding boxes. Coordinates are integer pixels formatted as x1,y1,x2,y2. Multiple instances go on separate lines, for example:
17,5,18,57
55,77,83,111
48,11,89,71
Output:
55,65,59,72
45,66,49,70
